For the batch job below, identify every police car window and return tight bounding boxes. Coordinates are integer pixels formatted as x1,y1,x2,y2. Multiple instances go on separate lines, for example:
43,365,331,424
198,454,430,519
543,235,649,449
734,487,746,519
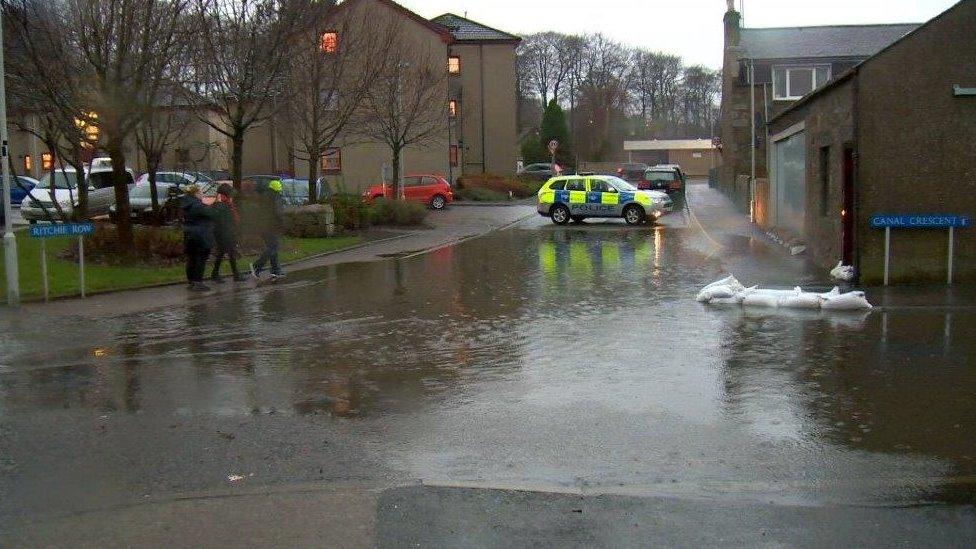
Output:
566,180,585,191
607,176,638,191
589,180,610,193
549,181,566,190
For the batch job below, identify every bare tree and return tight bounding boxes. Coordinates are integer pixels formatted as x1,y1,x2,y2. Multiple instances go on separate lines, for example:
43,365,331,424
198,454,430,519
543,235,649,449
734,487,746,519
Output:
190,0,308,191
281,0,394,201
135,95,192,213
356,29,448,200
518,32,578,106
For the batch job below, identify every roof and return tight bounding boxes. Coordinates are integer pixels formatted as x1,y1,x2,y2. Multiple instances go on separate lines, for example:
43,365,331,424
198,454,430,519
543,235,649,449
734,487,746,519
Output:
624,139,715,151
739,23,919,60
430,13,521,43
335,0,454,43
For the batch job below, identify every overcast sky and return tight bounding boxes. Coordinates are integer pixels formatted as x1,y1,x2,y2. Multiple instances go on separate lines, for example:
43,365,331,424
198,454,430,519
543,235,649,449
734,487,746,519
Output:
398,0,959,68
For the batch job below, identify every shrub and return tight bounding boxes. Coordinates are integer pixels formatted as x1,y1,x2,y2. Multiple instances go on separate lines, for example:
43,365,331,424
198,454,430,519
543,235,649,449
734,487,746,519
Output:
284,204,335,238
368,198,428,226
456,173,543,199
329,193,371,231
61,224,184,266
457,187,508,202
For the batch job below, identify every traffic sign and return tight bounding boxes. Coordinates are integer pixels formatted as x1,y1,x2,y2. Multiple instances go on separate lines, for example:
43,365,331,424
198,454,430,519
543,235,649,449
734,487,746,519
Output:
870,214,970,229
28,222,95,238
547,139,559,155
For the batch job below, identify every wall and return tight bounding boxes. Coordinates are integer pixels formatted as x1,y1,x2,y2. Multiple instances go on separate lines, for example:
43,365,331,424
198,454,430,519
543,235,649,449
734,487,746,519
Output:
856,0,976,283
668,149,717,177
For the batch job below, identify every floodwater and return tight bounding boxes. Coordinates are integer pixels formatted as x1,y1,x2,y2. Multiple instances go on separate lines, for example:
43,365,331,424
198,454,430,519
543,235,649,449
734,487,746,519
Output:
1,214,975,524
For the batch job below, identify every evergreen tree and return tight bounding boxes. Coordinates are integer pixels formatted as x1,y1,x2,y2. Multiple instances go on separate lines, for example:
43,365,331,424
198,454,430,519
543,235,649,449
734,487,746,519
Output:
539,99,574,168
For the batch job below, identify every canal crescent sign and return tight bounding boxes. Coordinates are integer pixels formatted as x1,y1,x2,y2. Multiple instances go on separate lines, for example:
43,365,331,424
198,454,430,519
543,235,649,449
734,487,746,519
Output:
870,214,971,229
28,222,95,238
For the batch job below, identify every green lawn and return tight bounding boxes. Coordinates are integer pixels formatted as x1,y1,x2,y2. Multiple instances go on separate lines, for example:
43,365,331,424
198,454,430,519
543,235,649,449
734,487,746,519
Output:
0,231,362,301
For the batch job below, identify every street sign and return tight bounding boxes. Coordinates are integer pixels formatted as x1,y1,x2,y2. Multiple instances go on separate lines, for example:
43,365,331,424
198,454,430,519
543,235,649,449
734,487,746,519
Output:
870,214,971,229
28,222,95,238
547,139,559,155
870,214,970,286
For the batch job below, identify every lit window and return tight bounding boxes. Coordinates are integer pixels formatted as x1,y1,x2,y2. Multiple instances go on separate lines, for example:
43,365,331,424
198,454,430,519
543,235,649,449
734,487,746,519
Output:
773,65,831,100
75,111,99,146
41,152,54,170
448,99,457,118
448,56,460,74
449,145,459,167
321,147,341,174
24,155,32,172
320,31,338,53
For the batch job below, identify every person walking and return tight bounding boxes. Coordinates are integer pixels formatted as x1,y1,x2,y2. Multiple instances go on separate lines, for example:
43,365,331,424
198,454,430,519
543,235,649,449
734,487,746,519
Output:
251,179,285,280
179,185,214,291
210,183,246,283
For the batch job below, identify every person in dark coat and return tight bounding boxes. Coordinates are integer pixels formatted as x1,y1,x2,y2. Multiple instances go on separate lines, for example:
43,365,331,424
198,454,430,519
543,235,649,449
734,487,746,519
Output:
250,179,285,280
210,183,245,282
180,185,214,291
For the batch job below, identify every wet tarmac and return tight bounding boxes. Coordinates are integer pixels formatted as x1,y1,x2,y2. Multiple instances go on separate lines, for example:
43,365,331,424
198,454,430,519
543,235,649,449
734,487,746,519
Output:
1,184,975,544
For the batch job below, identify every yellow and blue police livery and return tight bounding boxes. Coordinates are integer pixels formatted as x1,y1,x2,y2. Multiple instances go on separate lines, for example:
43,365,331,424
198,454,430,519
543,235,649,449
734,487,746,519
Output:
537,174,671,226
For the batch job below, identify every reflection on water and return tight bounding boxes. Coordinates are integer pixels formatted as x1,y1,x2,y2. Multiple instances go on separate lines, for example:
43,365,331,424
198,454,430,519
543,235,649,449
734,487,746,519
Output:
1,224,975,504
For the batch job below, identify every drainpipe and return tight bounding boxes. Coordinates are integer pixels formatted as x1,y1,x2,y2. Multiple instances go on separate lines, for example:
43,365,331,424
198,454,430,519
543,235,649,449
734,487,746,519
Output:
851,71,861,281
749,59,756,222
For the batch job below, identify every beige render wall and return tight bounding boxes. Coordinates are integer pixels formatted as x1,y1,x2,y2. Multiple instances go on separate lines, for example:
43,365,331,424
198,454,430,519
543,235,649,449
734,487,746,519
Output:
480,44,518,175
452,43,484,176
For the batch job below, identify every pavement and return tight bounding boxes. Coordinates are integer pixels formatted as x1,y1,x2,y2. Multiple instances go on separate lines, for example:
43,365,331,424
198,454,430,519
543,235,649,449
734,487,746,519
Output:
2,182,975,547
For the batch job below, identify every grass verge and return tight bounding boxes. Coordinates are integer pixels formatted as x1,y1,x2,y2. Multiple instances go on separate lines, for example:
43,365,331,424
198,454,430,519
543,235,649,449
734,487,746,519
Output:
0,231,362,301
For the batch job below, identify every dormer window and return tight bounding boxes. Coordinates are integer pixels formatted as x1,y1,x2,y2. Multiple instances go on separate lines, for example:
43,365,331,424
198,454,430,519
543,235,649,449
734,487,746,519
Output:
773,65,831,100
320,31,338,53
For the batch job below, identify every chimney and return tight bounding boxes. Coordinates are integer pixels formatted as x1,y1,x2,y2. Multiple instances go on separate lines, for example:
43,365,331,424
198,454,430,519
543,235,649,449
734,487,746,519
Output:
724,7,741,50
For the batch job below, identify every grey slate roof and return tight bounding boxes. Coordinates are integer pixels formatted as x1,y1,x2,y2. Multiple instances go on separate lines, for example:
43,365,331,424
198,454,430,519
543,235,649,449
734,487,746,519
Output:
740,23,919,60
431,13,520,42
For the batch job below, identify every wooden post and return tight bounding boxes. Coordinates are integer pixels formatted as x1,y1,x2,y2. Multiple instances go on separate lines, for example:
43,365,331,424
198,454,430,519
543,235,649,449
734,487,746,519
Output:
883,226,891,286
40,238,49,302
947,226,955,285
78,235,85,298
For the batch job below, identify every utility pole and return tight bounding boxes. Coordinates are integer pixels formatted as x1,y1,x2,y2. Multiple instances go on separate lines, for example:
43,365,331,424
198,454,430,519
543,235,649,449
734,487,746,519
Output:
1,9,21,307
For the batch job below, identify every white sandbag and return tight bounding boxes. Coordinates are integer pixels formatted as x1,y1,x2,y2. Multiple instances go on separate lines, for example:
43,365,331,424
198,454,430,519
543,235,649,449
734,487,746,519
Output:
830,261,855,282
706,296,741,306
701,275,744,292
821,290,873,310
778,287,823,309
741,291,781,308
696,285,735,302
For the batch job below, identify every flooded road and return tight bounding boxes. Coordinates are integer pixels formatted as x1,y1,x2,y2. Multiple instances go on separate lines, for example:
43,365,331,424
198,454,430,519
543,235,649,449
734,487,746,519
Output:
2,188,975,542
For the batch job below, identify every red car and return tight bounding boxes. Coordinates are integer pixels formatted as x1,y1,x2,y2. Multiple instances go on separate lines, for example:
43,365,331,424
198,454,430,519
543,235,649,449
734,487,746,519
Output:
362,175,454,210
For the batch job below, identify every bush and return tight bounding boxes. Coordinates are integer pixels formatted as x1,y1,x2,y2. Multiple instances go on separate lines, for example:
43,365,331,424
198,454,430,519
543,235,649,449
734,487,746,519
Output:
456,173,543,199
457,187,509,202
368,198,428,226
284,204,335,238
329,193,371,231
61,224,184,266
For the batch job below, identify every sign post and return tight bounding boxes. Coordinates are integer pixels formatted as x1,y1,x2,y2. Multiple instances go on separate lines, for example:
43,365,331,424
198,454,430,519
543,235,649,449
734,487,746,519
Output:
870,214,970,286
548,139,559,173
28,222,94,298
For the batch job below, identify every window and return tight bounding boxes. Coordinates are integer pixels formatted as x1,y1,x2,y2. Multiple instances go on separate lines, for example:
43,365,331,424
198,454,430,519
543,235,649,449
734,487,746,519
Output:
773,65,831,100
589,179,610,193
819,146,830,217
448,99,457,118
23,155,32,172
566,179,585,191
449,145,459,167
404,176,423,187
320,31,338,53
448,56,460,74
321,147,341,174
41,152,54,170
549,181,566,190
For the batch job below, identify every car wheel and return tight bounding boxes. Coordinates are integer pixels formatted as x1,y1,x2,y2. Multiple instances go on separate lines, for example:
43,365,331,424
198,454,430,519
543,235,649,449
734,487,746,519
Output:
623,205,645,226
571,215,584,224
550,204,570,225
430,194,447,210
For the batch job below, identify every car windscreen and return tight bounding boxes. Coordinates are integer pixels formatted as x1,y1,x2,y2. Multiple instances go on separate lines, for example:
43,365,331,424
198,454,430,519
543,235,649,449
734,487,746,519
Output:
38,171,80,189
646,170,677,182
606,176,638,191
281,179,309,197
131,183,175,198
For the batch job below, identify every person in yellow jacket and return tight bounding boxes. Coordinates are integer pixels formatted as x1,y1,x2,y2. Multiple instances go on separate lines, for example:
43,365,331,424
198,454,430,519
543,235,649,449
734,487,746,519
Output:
250,179,285,280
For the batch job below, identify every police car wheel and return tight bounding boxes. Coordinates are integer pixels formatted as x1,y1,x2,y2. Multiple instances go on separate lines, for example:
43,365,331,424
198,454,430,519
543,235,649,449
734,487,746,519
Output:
550,205,570,225
623,205,645,226
571,216,584,224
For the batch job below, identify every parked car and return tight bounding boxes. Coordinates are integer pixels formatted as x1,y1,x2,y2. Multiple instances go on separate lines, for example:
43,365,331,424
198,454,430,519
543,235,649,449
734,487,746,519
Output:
537,174,671,225
278,178,332,206
362,175,454,210
112,180,219,222
241,174,280,196
616,163,651,182
518,162,560,181
625,165,687,193
195,169,231,182
2,175,39,206
134,171,213,187
21,167,135,223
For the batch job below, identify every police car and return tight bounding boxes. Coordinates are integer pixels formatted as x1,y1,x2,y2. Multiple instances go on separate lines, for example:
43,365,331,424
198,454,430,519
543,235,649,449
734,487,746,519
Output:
537,174,672,225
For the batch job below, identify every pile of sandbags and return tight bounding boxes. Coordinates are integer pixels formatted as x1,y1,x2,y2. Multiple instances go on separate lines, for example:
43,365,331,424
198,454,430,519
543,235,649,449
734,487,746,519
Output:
830,261,855,282
697,275,872,310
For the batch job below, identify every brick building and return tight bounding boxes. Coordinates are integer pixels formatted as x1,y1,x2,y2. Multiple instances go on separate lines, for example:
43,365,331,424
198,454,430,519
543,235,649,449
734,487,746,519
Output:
718,7,917,214
767,0,976,284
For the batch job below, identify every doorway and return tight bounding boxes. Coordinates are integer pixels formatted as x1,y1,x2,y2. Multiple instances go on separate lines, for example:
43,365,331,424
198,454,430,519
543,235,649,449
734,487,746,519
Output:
842,147,855,265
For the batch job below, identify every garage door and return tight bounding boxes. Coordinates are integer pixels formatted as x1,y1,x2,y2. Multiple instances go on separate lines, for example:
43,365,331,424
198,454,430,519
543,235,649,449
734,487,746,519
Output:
773,130,806,236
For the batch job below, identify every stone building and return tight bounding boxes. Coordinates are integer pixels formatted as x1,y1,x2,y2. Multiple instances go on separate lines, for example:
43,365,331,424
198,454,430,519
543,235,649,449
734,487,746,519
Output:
718,7,918,213
766,0,976,284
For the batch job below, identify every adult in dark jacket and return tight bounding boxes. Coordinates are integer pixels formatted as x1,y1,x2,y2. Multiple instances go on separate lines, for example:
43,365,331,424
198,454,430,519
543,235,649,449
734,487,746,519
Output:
210,183,245,282
251,179,285,279
180,185,214,291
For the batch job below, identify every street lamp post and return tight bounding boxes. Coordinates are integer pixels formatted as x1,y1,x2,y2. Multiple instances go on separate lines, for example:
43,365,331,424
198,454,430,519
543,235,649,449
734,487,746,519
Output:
0,9,21,307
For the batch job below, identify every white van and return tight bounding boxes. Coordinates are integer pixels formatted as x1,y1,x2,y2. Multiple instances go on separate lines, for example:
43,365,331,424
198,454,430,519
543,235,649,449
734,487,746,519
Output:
21,166,135,223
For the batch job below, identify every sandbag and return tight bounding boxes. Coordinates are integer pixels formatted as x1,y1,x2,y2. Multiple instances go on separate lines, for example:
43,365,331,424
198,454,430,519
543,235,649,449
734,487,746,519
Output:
830,261,855,282
820,289,873,310
696,285,735,302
